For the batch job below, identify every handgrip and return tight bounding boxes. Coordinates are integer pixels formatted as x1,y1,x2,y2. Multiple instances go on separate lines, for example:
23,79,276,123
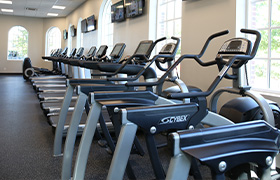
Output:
154,37,167,44
209,30,230,39
240,28,261,58
198,30,229,58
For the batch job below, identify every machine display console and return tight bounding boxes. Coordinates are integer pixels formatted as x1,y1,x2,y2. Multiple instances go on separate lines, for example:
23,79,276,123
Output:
87,46,96,56
55,48,62,56
96,45,108,57
51,49,58,56
159,43,176,54
61,47,68,56
110,44,125,57
134,41,153,56
218,38,251,55
76,47,84,57
69,48,76,57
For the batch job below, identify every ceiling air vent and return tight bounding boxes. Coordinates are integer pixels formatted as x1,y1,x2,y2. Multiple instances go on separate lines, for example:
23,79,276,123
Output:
25,7,37,11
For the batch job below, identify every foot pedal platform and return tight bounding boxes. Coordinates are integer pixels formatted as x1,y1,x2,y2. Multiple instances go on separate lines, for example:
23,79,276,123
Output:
172,120,280,178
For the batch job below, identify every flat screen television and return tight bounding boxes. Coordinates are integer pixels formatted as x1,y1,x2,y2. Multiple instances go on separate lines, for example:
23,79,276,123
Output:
63,29,67,40
87,15,96,32
125,0,144,18
81,19,88,33
70,25,76,37
111,1,125,23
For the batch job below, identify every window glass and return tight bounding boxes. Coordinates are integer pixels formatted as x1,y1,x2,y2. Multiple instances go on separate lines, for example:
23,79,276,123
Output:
248,59,268,88
271,0,280,27
156,0,182,76
8,26,28,60
101,0,113,53
46,27,61,55
247,0,280,91
248,0,269,28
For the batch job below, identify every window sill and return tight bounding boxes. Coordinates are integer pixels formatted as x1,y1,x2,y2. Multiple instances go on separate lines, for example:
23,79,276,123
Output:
251,88,280,105
7,59,24,61
252,88,280,97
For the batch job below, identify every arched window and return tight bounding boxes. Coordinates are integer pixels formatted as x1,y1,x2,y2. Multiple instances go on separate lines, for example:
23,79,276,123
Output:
46,27,61,55
99,0,113,52
7,26,28,60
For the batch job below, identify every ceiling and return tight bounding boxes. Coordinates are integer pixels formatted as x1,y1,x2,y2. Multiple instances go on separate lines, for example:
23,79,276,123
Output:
0,0,87,18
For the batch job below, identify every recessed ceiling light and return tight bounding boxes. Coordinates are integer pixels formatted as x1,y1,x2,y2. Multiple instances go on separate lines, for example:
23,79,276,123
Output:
47,13,58,16
52,5,65,10
0,1,12,4
1,8,13,12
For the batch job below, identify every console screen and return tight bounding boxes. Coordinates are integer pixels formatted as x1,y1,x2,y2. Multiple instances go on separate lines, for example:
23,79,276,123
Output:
227,41,242,50
96,46,107,56
111,45,123,57
88,47,96,55
135,42,152,55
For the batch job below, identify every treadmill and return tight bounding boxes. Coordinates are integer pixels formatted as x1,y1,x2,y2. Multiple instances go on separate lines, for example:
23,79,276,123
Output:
49,39,161,136
33,47,84,89
41,44,125,116
34,48,85,106
38,46,107,105
32,47,80,90
30,48,67,81
37,46,97,98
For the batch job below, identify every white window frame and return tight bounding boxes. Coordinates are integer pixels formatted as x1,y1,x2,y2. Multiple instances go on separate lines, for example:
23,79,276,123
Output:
45,26,61,56
77,18,83,48
98,0,113,52
155,0,182,77
67,24,73,56
246,0,280,94
7,26,29,60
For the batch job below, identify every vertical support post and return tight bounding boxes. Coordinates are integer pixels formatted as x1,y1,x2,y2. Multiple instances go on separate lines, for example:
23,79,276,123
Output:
53,83,74,156
61,92,88,180
107,110,138,180
166,132,192,180
72,101,102,180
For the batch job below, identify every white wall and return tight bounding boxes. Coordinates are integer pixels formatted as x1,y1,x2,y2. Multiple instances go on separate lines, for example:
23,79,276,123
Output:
0,15,44,73
65,0,102,53
181,0,237,91
0,15,66,73
180,0,247,109
112,0,150,57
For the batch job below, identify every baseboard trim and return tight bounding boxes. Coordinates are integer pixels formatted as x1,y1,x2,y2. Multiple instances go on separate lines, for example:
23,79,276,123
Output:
0,73,22,75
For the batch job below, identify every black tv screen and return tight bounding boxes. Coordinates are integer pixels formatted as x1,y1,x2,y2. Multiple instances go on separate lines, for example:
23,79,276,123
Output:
63,29,67,40
125,0,144,18
87,15,96,32
70,25,76,37
111,1,125,23
81,19,87,33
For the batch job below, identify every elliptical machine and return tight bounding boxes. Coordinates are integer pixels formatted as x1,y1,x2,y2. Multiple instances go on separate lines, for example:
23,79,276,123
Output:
93,29,280,180
59,37,183,180
209,36,280,128
68,30,230,180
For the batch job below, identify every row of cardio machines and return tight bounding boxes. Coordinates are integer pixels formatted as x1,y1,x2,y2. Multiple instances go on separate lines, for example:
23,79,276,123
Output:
25,29,280,180
26,44,111,132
